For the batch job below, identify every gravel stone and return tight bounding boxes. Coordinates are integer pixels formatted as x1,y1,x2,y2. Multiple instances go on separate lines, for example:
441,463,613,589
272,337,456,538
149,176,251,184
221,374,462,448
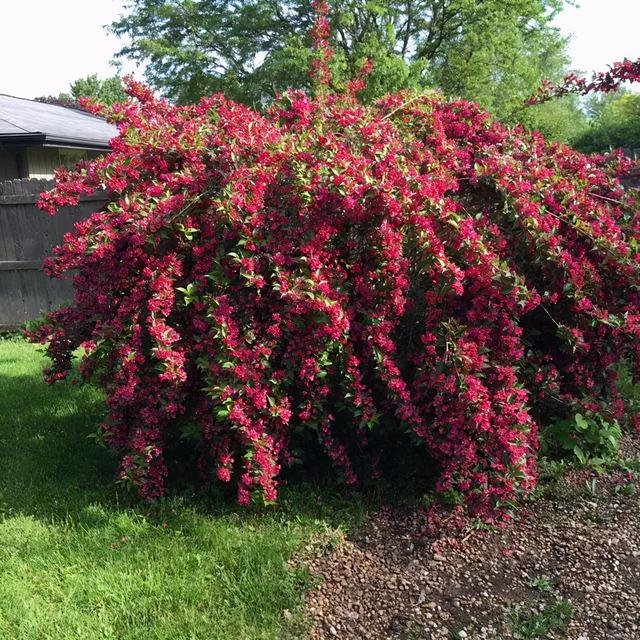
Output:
300,436,640,639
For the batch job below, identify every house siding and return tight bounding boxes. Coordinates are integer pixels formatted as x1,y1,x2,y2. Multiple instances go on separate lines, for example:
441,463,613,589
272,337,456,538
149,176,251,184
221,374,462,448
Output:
26,148,103,179
26,148,62,179
0,147,20,180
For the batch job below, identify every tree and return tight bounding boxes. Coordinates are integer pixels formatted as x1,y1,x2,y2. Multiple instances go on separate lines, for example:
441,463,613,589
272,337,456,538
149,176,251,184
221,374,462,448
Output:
524,58,640,152
68,74,127,106
34,94,80,109
517,95,588,144
424,0,569,120
574,91,640,154
35,75,126,110
111,0,569,120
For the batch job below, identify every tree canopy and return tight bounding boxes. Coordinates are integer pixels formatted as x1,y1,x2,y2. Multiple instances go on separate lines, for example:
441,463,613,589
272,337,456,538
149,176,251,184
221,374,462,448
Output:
68,74,126,106
523,58,640,152
111,0,569,121
35,74,126,109
573,91,640,154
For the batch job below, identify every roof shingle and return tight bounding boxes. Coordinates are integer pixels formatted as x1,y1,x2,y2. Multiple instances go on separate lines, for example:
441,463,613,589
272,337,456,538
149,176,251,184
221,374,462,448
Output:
0,94,116,149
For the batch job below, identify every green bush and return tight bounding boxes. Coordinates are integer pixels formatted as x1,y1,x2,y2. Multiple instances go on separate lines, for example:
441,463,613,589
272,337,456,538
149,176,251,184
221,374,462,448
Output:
541,412,622,466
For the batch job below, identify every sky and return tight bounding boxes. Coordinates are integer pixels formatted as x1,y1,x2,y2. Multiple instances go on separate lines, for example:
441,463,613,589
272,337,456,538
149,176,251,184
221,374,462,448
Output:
553,0,640,74
1,0,132,99
0,0,639,100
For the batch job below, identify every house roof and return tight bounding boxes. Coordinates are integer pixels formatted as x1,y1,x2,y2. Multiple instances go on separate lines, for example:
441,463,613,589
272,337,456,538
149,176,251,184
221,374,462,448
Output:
0,94,117,150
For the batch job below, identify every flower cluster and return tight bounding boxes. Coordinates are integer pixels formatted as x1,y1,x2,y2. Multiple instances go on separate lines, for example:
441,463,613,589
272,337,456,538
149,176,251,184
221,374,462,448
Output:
309,0,334,89
28,37,640,520
527,58,640,104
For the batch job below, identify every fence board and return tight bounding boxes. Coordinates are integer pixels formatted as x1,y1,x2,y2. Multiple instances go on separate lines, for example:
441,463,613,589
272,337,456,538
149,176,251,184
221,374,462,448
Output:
0,178,107,329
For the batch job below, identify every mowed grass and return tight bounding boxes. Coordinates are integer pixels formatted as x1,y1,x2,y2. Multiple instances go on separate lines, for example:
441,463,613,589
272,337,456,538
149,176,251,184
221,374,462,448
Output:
0,337,366,640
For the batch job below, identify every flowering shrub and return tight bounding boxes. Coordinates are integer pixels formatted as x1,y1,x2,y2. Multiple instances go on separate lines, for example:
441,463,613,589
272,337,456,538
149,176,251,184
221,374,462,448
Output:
527,58,640,104
28,10,640,520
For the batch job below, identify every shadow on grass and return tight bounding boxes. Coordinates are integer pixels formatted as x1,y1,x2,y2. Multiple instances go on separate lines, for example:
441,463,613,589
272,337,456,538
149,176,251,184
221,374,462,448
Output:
0,366,117,519
0,354,373,531
0,366,315,640
0,339,374,639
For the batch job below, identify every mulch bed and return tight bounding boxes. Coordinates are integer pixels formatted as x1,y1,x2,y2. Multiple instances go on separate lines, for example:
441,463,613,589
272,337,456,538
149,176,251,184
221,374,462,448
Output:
302,439,640,639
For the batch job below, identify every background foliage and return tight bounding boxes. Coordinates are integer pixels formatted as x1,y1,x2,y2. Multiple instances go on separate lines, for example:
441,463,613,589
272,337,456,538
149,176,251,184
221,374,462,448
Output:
36,74,126,109
111,0,569,122
574,91,640,154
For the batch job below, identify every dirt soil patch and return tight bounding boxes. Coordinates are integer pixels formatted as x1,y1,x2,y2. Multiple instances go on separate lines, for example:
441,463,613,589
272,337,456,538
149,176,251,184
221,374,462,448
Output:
303,439,640,640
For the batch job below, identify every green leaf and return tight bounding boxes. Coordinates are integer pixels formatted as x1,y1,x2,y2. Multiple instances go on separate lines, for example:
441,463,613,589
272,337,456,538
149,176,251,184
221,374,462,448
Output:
573,445,587,464
574,413,588,430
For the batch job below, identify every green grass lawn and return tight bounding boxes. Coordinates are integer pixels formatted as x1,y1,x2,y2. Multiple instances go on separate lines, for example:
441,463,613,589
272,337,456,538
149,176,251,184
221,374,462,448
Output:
0,337,366,640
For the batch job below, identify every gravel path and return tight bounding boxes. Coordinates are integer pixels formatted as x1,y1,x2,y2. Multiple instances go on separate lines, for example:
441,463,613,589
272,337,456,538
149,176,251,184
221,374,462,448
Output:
303,439,640,639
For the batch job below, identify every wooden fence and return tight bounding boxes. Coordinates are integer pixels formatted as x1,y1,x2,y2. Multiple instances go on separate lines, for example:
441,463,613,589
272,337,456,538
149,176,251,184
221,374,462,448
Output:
0,179,107,330
1,166,639,331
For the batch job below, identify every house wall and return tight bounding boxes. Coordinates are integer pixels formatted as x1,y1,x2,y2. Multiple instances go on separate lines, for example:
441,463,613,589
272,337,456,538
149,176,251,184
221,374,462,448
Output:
27,148,103,179
0,146,20,180
26,148,61,179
